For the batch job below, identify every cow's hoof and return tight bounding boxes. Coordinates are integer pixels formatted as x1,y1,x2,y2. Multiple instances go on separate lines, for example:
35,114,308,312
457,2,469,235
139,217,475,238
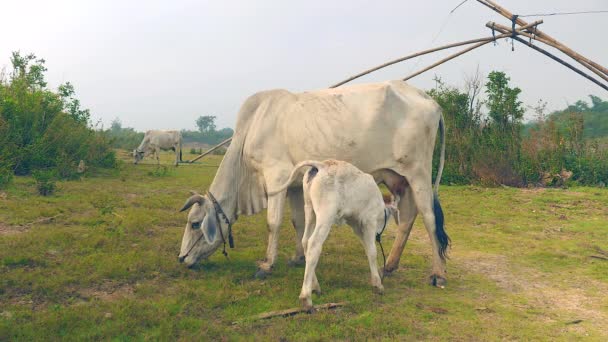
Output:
429,274,447,288
383,265,398,277
254,268,271,280
287,256,305,267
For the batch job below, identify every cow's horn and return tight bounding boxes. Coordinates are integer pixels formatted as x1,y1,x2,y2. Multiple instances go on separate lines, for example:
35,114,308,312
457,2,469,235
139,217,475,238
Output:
179,194,204,212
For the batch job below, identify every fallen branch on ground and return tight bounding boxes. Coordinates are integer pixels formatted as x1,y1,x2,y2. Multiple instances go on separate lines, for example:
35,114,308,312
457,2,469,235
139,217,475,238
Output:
589,255,608,261
234,302,347,324
21,214,63,227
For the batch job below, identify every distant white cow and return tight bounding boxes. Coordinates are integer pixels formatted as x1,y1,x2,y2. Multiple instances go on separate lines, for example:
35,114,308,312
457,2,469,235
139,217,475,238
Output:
269,159,400,310
133,130,182,166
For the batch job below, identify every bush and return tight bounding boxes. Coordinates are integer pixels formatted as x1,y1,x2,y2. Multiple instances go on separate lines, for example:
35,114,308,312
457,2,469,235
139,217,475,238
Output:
0,52,117,180
0,166,13,189
32,170,56,196
147,166,172,177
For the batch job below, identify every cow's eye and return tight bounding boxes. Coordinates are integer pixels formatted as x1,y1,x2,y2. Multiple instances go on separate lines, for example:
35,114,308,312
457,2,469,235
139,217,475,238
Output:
191,221,201,229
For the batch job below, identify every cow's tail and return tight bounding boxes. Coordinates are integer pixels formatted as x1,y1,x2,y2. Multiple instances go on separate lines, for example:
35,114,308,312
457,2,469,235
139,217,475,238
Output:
266,160,326,196
433,113,445,195
179,135,183,162
433,112,449,260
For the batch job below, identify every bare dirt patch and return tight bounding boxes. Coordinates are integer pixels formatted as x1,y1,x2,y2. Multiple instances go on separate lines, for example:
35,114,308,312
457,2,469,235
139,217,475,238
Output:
77,282,135,302
0,222,27,236
458,251,608,335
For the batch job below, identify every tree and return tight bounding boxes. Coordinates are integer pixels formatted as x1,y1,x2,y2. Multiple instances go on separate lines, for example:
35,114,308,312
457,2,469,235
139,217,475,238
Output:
196,115,216,133
485,71,524,129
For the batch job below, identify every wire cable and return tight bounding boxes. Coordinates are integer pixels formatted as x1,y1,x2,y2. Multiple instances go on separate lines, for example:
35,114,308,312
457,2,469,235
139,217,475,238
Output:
519,10,608,17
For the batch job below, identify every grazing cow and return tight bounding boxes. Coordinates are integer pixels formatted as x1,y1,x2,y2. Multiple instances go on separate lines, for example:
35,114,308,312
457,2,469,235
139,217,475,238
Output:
268,160,400,310
133,130,182,166
178,80,450,286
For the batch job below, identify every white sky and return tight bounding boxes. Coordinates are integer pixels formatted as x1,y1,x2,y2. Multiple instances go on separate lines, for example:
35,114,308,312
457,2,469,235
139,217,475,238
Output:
1,0,607,131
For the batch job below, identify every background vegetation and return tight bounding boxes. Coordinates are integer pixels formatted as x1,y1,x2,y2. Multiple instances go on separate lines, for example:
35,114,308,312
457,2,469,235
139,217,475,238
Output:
0,52,116,189
107,115,233,151
429,71,608,187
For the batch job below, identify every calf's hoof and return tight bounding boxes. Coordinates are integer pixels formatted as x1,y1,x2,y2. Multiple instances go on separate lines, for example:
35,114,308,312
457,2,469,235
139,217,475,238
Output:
287,255,306,267
372,285,385,295
429,274,447,288
254,268,271,280
300,297,314,313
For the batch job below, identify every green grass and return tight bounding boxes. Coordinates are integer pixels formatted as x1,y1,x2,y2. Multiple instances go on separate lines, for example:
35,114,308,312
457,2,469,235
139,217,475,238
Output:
1,151,607,340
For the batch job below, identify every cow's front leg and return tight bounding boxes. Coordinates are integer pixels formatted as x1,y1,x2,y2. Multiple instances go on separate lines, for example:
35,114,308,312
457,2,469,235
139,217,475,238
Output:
255,192,287,279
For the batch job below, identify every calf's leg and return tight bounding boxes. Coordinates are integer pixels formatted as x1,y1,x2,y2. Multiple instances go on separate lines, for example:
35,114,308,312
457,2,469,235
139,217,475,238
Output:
300,212,333,311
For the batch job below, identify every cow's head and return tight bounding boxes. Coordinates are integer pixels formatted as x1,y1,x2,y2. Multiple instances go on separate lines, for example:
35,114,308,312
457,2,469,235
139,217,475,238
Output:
177,191,223,267
132,149,144,164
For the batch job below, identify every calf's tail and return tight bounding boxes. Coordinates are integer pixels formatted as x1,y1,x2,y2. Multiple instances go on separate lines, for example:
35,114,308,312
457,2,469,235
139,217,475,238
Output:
267,160,326,196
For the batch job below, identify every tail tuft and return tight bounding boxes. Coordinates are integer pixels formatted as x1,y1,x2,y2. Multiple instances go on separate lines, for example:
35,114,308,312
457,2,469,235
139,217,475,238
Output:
433,194,450,260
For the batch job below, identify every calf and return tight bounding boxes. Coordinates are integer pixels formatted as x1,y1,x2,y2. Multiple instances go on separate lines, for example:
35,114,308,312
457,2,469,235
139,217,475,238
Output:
269,159,399,310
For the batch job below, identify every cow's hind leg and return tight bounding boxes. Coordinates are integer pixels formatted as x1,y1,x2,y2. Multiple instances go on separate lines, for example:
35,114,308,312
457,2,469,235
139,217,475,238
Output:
385,186,417,275
406,169,450,287
287,188,306,267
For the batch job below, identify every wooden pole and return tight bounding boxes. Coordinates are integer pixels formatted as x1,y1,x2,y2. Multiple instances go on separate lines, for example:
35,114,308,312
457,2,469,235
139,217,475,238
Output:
402,20,543,82
329,30,538,88
489,25,608,91
187,137,232,163
487,22,608,84
476,0,608,77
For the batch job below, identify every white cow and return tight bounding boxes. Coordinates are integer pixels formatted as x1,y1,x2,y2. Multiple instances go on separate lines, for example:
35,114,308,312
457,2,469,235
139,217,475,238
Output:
133,130,182,166
269,159,400,310
178,80,450,286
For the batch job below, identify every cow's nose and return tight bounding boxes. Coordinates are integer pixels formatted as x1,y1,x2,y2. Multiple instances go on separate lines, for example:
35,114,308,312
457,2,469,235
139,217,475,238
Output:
178,255,186,263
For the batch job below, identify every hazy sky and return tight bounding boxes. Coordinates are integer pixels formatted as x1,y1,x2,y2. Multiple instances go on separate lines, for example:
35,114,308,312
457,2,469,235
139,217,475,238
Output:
1,0,607,131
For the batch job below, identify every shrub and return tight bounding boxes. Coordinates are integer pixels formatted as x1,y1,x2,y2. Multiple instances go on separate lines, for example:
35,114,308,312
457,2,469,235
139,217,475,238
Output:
0,52,117,180
0,166,13,189
32,170,56,196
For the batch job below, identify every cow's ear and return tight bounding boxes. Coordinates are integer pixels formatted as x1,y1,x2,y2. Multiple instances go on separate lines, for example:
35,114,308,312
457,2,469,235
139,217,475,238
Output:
179,194,204,212
201,213,217,244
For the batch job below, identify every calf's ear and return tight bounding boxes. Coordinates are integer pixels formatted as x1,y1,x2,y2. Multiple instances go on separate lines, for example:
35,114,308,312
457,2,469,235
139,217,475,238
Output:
387,204,400,226
179,194,205,212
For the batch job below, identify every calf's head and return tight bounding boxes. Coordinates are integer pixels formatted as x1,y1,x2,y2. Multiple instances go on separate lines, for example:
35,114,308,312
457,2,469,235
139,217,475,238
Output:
177,191,222,267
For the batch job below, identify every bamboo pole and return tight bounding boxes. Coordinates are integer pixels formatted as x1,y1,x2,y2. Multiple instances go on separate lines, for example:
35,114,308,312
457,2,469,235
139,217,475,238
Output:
187,137,232,163
476,0,608,77
487,22,608,84
489,25,608,91
402,20,543,82
329,30,541,88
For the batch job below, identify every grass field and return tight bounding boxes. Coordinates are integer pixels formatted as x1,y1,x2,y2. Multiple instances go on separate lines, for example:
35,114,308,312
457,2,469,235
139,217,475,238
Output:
1,151,607,341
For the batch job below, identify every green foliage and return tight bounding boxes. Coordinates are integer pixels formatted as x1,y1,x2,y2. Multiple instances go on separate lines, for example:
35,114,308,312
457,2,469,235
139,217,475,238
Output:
430,72,606,187
0,52,116,179
196,115,216,133
32,169,56,196
181,127,233,146
105,118,144,150
0,166,13,189
147,165,172,177
485,71,524,129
